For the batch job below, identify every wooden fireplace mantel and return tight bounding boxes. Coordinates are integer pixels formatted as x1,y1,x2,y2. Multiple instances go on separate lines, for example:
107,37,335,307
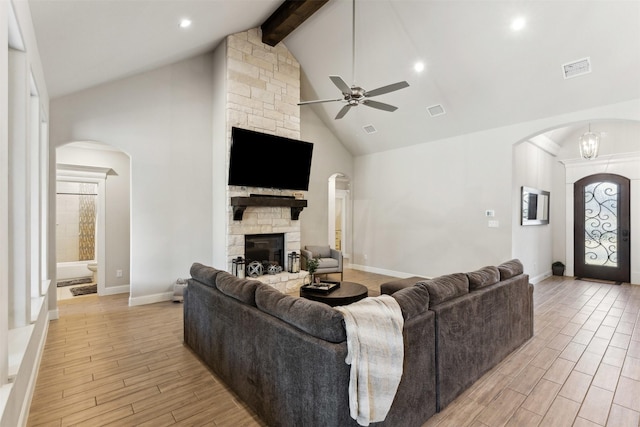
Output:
230,196,308,221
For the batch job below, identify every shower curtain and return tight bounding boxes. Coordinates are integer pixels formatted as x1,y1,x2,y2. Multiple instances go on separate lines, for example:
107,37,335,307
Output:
78,183,96,261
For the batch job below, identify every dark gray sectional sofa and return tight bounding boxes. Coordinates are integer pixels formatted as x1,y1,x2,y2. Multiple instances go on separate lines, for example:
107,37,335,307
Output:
184,259,533,426
381,259,534,411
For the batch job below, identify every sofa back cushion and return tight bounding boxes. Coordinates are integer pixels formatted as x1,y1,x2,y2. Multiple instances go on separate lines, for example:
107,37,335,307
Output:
467,266,500,290
215,271,263,306
391,285,430,321
190,262,222,289
498,259,524,280
418,273,469,307
255,286,346,343
305,245,331,258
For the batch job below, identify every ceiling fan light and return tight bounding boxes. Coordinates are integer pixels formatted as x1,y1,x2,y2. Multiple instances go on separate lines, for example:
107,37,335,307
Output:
578,128,600,160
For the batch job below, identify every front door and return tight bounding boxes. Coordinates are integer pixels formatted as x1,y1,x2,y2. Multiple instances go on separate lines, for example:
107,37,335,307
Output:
574,174,631,283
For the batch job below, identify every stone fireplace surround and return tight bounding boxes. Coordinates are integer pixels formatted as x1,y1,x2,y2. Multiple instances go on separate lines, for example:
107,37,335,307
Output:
227,187,307,292
222,28,307,292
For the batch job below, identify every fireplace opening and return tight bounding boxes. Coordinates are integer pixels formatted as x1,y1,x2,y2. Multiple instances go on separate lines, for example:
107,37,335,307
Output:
245,233,285,273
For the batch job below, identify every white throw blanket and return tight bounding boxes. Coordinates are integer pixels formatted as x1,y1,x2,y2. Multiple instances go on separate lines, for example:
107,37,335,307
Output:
336,295,404,426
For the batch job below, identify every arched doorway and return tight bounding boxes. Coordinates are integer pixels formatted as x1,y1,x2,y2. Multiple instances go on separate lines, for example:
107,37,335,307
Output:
328,173,351,262
55,141,131,299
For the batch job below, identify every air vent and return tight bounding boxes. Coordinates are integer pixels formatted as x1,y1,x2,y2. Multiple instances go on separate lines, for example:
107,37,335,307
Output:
562,57,591,79
427,104,446,117
363,124,377,134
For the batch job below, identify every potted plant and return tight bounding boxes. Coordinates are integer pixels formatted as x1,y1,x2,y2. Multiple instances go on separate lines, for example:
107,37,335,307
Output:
552,261,565,276
306,257,320,284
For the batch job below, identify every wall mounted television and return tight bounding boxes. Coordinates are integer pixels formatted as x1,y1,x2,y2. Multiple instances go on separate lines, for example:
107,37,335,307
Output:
228,127,314,191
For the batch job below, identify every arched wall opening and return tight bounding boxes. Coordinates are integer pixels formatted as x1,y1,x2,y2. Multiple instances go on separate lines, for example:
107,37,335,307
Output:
511,119,640,284
54,141,131,300
328,173,351,262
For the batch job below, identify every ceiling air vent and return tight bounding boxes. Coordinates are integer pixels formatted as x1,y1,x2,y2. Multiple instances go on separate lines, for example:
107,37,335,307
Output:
562,57,591,79
427,104,446,117
363,124,377,134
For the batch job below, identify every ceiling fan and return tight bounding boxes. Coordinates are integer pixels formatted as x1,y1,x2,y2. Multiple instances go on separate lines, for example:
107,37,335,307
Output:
298,0,409,120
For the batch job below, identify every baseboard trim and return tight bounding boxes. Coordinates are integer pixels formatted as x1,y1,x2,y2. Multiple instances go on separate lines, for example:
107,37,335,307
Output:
128,291,174,307
530,271,552,284
348,264,427,280
101,284,130,296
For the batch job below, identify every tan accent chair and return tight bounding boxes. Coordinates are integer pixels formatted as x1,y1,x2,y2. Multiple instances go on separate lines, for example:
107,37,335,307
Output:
301,245,343,281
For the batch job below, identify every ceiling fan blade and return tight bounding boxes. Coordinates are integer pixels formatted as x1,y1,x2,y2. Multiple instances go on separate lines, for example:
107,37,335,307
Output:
329,75,352,94
298,98,343,106
365,81,409,98
335,104,353,119
362,99,398,112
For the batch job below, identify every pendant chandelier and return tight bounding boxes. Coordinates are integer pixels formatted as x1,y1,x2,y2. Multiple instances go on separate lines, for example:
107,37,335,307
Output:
578,124,600,160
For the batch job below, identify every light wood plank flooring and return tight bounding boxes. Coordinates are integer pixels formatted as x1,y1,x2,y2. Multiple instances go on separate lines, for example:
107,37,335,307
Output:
27,270,640,426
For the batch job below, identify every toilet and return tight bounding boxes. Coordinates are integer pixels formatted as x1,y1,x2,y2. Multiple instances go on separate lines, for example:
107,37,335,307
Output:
87,262,98,284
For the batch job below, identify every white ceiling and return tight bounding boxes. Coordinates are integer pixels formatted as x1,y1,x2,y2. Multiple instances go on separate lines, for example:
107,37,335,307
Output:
28,0,640,155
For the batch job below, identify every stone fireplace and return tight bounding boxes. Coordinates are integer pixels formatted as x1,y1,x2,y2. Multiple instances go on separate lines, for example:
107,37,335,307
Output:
220,28,307,292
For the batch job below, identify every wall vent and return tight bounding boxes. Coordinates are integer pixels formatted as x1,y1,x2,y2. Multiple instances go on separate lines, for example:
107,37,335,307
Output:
562,57,591,79
363,124,377,134
427,104,446,117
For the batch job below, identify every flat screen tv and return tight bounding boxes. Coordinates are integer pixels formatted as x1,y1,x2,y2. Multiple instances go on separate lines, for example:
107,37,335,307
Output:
228,127,314,191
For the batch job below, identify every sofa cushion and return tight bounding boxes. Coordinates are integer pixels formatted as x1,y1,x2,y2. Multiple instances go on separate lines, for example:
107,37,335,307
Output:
418,273,469,307
215,271,263,306
467,266,500,290
306,245,331,258
380,277,426,295
255,285,346,343
189,262,222,288
391,285,430,321
498,259,524,280
317,258,339,269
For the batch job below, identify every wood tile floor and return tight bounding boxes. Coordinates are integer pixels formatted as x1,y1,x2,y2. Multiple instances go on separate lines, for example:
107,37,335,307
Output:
27,270,640,426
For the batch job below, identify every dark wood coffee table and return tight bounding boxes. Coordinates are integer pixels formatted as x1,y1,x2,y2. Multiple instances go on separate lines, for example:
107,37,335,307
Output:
299,281,368,307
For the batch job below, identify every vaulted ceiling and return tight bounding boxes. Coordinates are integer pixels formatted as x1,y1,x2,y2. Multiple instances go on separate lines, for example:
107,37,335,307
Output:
28,0,640,155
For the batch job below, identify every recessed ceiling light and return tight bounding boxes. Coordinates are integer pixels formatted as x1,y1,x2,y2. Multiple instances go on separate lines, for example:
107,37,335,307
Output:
179,18,192,29
414,61,425,73
511,16,526,31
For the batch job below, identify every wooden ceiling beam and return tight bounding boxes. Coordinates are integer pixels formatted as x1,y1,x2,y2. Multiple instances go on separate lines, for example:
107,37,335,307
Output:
261,0,330,47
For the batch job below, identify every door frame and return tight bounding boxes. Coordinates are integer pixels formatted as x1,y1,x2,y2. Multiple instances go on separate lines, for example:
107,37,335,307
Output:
562,153,640,284
573,173,630,282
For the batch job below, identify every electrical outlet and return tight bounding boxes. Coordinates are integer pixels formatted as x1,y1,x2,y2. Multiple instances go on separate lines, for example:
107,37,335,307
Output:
488,220,500,228
116,269,123,278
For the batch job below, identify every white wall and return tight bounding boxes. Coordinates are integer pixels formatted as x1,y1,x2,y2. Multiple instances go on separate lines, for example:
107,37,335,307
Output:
300,107,354,248
49,54,214,305
351,100,640,279
56,145,131,291
352,128,513,278
512,141,554,283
